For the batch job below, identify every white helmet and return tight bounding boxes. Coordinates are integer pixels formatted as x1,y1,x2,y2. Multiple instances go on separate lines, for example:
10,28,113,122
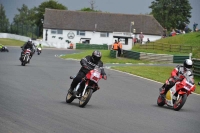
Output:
28,39,32,43
183,59,193,69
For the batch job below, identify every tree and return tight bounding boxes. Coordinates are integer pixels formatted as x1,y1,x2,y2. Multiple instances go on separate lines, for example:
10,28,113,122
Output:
13,4,35,26
34,0,67,37
149,0,192,30
79,0,101,12
0,4,9,32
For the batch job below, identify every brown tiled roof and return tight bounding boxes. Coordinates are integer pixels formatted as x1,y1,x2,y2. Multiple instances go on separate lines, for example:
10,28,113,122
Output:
44,8,163,35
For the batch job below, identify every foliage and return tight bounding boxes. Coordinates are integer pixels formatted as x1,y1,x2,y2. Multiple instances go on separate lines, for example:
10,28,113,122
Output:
149,0,192,30
79,7,101,12
13,4,36,26
33,0,67,36
0,4,9,32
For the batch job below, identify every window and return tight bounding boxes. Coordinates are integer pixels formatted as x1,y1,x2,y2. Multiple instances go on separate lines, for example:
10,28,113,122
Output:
57,30,63,34
100,32,109,37
77,31,85,36
51,30,57,34
51,29,63,34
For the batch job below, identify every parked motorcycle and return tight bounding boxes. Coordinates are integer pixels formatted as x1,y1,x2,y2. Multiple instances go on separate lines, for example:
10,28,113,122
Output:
0,46,9,52
37,47,42,55
20,49,31,66
157,72,196,111
66,66,105,107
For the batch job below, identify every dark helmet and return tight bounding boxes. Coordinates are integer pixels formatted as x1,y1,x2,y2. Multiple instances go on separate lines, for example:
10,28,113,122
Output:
92,50,102,63
183,59,193,69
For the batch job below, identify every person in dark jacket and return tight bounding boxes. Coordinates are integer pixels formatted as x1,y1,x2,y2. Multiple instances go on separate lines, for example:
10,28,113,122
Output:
68,50,107,94
19,39,34,61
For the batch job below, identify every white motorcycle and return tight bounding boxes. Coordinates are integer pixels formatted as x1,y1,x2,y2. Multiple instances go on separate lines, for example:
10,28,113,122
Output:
37,47,42,55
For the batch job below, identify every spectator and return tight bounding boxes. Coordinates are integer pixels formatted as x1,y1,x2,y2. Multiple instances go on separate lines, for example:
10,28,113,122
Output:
118,40,122,57
147,38,150,43
193,22,198,32
112,40,118,51
184,24,189,33
139,32,144,44
171,29,176,36
163,27,167,38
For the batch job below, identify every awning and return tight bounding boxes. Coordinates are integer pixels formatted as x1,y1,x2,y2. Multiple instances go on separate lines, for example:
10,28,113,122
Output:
113,36,132,38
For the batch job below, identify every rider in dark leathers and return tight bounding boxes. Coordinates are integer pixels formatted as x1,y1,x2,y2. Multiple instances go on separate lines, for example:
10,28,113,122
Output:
68,50,107,94
19,39,34,61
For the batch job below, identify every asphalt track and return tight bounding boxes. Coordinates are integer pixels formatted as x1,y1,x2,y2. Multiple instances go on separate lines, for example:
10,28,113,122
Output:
0,47,200,133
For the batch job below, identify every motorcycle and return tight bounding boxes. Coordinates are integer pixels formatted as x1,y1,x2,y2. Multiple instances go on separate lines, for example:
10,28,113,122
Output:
37,47,42,55
0,46,9,52
157,72,196,111
20,48,31,66
66,66,105,107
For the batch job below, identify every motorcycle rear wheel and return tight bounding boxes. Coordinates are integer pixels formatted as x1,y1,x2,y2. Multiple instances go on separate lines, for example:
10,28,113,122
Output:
21,62,25,66
157,95,165,106
79,89,93,108
66,92,75,103
173,94,187,111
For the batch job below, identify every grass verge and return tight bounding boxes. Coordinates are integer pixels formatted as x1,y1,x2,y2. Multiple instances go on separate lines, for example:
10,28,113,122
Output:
0,38,25,46
61,50,156,64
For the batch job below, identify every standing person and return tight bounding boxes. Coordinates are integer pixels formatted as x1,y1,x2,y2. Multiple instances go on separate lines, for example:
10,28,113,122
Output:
163,27,167,38
69,41,73,49
193,22,198,32
118,40,122,57
139,32,144,44
112,40,118,50
68,50,107,94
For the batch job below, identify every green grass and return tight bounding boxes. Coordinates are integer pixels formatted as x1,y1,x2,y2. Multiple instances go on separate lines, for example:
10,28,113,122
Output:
0,38,25,46
133,32,200,58
61,50,152,64
155,32,200,46
112,66,200,94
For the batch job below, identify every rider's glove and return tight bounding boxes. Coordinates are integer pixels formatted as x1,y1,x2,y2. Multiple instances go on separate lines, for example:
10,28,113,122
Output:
174,76,181,81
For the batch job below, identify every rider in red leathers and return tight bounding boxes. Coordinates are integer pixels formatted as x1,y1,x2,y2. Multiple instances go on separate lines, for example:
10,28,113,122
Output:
160,59,194,96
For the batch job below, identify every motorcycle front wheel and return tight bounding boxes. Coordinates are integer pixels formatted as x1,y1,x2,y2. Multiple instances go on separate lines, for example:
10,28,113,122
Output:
157,95,165,106
79,89,93,108
173,94,187,111
66,92,75,103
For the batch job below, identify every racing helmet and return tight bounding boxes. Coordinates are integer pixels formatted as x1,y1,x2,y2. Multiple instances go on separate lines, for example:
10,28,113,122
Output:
92,50,102,63
28,39,32,42
183,59,193,69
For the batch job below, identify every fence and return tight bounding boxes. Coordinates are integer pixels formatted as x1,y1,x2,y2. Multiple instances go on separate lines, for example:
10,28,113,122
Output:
139,42,193,53
76,43,108,50
0,23,39,39
193,59,200,77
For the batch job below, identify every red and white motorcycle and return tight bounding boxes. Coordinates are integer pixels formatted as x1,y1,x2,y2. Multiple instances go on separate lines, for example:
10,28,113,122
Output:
157,73,196,111
66,66,105,107
20,48,31,66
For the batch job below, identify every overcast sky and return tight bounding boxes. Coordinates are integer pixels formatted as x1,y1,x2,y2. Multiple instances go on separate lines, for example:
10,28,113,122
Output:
1,0,200,29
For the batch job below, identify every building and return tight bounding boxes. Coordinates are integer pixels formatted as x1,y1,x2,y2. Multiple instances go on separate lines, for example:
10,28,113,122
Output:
43,8,163,50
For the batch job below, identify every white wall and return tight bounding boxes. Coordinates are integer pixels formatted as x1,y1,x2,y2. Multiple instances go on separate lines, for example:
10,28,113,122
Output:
43,29,114,45
0,33,30,42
